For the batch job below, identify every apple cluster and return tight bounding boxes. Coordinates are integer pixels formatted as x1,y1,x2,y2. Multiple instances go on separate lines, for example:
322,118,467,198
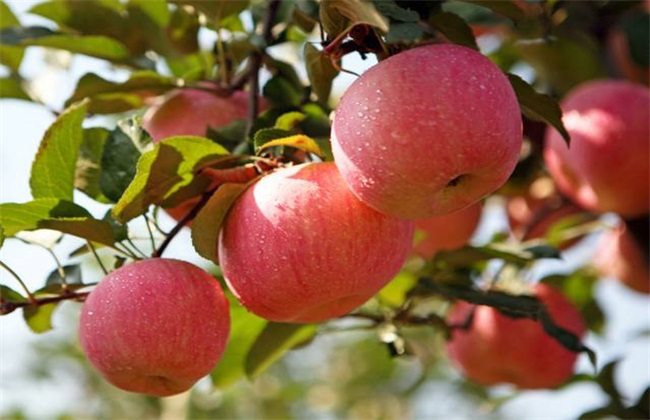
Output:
78,43,648,397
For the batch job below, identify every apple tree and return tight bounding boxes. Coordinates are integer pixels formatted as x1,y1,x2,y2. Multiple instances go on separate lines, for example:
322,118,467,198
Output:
0,0,648,418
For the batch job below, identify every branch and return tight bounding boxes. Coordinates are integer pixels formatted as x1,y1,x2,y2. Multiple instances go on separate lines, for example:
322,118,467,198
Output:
1,290,90,315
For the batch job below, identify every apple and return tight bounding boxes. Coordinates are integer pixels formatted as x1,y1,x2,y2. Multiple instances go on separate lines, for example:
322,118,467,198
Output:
142,87,265,223
331,44,522,219
593,223,650,294
413,201,482,259
143,88,252,140
218,162,415,323
446,283,586,389
544,80,650,217
79,258,230,397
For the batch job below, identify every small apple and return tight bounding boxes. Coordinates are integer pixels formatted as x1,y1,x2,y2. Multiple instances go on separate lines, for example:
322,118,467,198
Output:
544,80,650,217
331,44,522,219
593,223,650,294
446,283,586,389
413,202,482,259
218,162,415,323
79,258,230,397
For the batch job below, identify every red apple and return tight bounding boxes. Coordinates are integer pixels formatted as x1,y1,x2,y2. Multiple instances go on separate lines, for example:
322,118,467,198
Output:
218,162,415,323
544,80,650,217
331,44,522,219
446,283,586,389
143,88,252,140
413,201,482,259
79,258,230,397
593,223,650,294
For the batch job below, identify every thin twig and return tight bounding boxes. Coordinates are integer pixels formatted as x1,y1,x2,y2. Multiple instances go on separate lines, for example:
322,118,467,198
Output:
1,290,90,315
86,241,109,275
0,260,36,303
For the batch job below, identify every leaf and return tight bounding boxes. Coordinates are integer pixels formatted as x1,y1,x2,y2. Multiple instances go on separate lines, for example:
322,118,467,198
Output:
256,134,324,157
274,112,307,131
0,1,25,71
0,225,4,249
0,76,30,101
378,272,417,307
99,127,142,203
371,0,419,22
507,73,570,145
384,22,423,44
30,100,88,200
428,12,478,50
320,0,388,38
23,303,57,333
75,127,111,203
177,0,248,20
191,183,250,263
45,264,82,286
66,71,178,114
19,34,131,61
304,43,339,104
1,285,26,303
245,322,318,379
0,199,118,246
263,75,303,107
210,295,268,388
113,136,229,223
462,0,537,22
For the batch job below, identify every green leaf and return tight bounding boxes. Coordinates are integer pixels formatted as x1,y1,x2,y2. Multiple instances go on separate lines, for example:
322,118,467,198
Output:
19,34,131,61
621,11,650,67
113,136,229,223
256,134,324,157
428,11,478,50
0,225,4,249
371,0,419,22
507,73,570,145
1,285,26,303
210,295,268,388
0,1,25,71
384,22,423,43
320,0,388,38
263,75,303,107
245,322,318,379
378,272,417,307
170,0,248,24
45,264,82,286
30,101,88,200
192,182,250,263
274,111,307,131
99,127,142,203
0,199,118,246
462,0,536,22
66,71,178,114
521,244,561,260
23,303,57,333
304,43,339,104
76,127,111,203
0,76,30,101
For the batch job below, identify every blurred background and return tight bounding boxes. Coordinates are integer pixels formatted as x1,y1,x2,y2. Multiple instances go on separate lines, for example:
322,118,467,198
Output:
1,0,649,418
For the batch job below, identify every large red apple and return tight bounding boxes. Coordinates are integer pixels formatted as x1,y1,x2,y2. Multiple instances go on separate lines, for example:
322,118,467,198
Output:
79,258,230,397
218,162,415,323
544,80,650,217
413,201,482,259
593,223,650,294
331,44,522,219
446,283,586,389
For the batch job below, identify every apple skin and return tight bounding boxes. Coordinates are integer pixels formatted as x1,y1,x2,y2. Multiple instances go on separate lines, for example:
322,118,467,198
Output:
218,162,415,323
413,201,482,259
79,258,230,397
544,80,650,217
331,44,522,220
594,223,650,294
446,283,586,389
143,88,252,140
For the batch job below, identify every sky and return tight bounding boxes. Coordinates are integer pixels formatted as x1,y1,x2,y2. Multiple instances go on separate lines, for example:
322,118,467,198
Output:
1,1,649,418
